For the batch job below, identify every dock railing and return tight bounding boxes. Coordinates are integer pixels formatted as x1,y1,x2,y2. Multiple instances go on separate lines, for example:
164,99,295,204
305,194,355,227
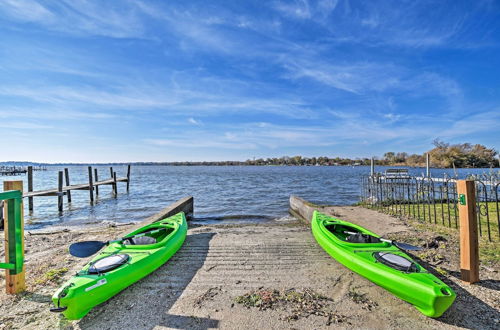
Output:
361,173,499,242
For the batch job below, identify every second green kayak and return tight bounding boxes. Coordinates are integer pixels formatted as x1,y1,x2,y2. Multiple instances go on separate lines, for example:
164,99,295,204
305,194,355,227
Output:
51,212,187,320
311,211,455,318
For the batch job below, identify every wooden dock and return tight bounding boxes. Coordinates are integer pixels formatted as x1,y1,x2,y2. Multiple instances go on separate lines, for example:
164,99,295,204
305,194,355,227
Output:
0,166,27,176
23,165,131,212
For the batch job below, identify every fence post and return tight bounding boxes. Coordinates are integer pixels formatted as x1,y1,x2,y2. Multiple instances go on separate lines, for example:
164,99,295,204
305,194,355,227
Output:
426,153,430,177
457,180,479,284
2,181,25,294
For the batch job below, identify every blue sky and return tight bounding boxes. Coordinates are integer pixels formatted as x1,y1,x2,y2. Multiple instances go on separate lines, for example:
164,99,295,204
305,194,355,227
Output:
0,0,499,162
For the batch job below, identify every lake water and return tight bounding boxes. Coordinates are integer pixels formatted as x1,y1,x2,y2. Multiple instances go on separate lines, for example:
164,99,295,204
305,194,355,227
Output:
2,165,498,229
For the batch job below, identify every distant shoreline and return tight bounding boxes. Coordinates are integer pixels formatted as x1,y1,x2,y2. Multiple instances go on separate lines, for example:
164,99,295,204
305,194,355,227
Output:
1,161,499,169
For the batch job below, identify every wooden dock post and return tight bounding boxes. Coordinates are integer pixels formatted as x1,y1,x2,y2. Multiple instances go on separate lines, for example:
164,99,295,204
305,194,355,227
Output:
88,166,94,204
94,168,99,196
126,165,131,192
58,171,63,212
64,168,71,203
457,180,479,284
113,172,118,196
27,166,33,212
2,181,25,294
109,167,115,195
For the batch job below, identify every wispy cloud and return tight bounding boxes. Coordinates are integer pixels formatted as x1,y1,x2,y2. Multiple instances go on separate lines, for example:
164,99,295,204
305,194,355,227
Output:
0,0,149,38
0,121,52,130
188,117,202,125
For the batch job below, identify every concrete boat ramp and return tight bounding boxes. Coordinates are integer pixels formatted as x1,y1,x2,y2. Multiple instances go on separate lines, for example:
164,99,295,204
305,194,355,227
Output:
76,197,460,330
79,221,425,330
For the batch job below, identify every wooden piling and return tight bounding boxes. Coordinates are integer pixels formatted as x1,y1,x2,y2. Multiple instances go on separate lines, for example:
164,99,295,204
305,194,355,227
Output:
110,167,115,195
64,168,71,203
126,165,131,192
88,166,94,204
27,166,33,212
113,172,118,196
457,180,479,284
94,168,99,196
3,181,25,294
58,171,63,212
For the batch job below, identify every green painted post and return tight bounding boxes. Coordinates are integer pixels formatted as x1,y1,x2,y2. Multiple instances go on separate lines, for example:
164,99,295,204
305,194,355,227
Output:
0,188,25,293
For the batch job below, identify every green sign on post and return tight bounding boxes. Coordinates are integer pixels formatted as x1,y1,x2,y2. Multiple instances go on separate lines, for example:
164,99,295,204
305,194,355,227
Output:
459,194,466,206
0,190,24,275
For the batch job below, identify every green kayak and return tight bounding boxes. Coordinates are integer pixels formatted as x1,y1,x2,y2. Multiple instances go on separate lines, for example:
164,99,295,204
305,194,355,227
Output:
311,211,455,318
51,212,187,320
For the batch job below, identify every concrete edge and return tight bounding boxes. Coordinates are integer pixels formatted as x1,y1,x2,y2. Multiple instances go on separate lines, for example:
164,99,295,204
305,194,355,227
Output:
289,195,325,224
130,196,194,232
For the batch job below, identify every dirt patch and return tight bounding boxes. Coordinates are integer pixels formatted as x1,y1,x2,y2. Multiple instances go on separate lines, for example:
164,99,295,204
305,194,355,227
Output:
194,287,222,308
347,288,378,311
235,288,349,325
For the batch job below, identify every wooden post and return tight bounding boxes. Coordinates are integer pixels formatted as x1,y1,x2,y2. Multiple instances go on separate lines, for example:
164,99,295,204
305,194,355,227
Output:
64,168,71,203
126,165,131,192
88,166,94,204
3,181,25,294
109,167,115,195
457,180,479,284
27,166,33,212
58,171,63,212
113,172,118,196
94,168,99,196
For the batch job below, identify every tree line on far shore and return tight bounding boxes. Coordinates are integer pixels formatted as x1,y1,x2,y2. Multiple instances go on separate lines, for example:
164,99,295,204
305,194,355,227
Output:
381,140,498,168
157,141,498,168
3,141,497,168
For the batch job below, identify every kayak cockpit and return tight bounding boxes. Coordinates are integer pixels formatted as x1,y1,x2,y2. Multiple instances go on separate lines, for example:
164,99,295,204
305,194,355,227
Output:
123,226,175,246
324,223,382,244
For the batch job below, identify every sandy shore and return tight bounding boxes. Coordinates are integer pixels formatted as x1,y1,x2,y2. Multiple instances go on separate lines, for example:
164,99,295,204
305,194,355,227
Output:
0,206,498,329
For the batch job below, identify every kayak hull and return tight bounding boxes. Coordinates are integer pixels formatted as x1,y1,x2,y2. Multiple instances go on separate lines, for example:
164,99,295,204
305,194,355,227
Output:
311,211,455,318
52,212,187,320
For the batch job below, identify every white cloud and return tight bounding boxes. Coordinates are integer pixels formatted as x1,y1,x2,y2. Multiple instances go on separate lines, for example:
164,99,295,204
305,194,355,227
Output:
188,117,202,125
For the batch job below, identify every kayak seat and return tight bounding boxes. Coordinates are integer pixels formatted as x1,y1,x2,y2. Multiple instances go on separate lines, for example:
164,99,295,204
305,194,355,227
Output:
123,236,157,245
88,254,130,274
346,233,381,244
325,224,381,243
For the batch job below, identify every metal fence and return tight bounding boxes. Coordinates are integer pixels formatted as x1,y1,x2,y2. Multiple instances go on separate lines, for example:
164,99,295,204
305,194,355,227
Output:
361,174,500,242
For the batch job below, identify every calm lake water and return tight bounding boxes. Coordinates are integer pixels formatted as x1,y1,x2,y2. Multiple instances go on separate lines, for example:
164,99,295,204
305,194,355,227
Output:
2,165,497,229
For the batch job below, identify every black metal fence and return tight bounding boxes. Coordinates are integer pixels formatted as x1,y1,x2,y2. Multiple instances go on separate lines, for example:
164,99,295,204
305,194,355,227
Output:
361,174,500,242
